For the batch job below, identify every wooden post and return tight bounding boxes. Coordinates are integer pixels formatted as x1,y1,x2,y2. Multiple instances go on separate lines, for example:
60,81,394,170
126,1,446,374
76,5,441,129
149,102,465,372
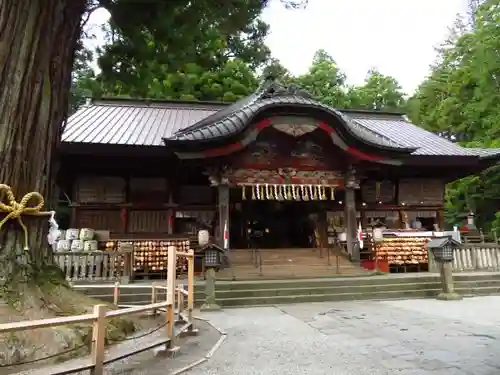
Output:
151,283,158,316
166,245,177,345
90,304,107,375
177,285,184,322
471,246,478,269
167,208,174,235
113,282,120,307
187,250,194,324
119,244,133,283
218,184,230,249
344,186,358,262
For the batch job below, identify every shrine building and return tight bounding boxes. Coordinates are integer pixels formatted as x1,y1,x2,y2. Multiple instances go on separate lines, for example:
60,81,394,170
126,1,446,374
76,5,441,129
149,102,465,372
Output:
58,80,500,278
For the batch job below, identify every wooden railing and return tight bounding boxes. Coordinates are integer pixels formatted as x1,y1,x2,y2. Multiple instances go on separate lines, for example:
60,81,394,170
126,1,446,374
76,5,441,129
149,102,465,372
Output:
53,250,133,283
428,244,500,272
1,248,195,375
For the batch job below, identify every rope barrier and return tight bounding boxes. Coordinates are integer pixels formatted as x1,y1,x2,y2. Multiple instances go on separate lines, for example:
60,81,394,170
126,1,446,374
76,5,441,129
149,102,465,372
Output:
0,184,52,250
0,342,90,368
108,321,169,343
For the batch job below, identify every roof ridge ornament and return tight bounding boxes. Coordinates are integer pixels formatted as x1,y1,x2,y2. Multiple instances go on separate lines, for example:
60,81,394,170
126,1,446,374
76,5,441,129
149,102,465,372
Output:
259,75,313,100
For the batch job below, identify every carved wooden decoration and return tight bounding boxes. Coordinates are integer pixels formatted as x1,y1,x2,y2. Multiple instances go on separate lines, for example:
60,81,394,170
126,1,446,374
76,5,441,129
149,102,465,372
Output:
273,123,316,137
226,168,344,186
234,136,330,170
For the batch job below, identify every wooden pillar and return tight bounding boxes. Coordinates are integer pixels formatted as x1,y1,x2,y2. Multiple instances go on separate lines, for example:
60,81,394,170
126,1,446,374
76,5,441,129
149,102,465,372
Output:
344,187,358,262
344,166,359,263
218,184,230,249
167,208,174,234
436,209,444,231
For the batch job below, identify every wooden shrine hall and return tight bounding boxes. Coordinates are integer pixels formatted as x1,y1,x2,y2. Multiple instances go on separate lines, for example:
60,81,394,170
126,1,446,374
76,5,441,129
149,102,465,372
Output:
58,79,500,279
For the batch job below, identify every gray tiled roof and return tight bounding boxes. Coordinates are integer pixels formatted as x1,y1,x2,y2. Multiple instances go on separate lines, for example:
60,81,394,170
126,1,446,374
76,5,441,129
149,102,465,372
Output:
344,112,477,156
62,99,500,158
62,100,224,146
465,148,500,158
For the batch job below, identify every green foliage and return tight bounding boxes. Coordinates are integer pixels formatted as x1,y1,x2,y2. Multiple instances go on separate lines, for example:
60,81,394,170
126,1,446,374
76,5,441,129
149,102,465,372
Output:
69,40,96,114
294,49,347,107
408,0,500,232
347,69,406,111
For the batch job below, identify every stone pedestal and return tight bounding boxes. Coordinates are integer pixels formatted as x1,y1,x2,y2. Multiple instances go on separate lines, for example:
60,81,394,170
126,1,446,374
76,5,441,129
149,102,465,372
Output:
201,267,221,311
436,261,462,301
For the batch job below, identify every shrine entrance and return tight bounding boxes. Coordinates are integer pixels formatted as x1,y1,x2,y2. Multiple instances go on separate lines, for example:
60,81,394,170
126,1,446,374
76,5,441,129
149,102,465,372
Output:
231,200,316,249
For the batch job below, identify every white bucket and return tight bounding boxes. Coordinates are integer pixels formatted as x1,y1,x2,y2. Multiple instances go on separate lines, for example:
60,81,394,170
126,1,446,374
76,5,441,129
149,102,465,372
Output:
79,228,95,241
84,240,98,251
198,230,210,246
339,232,347,242
57,230,66,241
66,228,79,241
56,240,71,252
71,240,84,251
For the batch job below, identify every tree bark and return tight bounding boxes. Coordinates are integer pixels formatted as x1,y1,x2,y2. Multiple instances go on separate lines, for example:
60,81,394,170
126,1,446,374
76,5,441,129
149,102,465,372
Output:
0,0,86,284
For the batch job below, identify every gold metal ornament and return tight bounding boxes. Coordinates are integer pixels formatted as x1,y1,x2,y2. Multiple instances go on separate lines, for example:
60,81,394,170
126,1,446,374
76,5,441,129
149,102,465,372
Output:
330,186,335,200
251,185,256,200
242,185,246,200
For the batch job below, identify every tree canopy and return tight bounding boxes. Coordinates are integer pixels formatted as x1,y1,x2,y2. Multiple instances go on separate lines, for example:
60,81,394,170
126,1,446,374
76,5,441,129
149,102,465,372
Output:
407,0,500,233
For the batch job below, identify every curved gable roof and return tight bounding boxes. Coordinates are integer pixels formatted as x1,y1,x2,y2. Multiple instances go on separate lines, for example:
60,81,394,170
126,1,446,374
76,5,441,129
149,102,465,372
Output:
165,80,416,155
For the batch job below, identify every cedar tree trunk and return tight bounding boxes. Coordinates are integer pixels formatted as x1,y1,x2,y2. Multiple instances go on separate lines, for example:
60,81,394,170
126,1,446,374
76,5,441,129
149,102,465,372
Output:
0,0,86,284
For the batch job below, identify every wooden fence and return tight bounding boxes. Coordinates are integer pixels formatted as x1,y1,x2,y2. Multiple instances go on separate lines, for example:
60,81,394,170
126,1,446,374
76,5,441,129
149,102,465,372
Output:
1,247,195,375
53,250,133,283
428,244,500,273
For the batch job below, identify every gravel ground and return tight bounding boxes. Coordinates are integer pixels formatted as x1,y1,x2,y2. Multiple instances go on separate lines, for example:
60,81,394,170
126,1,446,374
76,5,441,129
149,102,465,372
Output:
103,318,221,375
184,296,500,375
13,318,221,375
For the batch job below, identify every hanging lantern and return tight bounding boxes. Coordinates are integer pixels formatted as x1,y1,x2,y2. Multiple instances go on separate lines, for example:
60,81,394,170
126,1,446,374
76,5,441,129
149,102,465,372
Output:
373,228,384,243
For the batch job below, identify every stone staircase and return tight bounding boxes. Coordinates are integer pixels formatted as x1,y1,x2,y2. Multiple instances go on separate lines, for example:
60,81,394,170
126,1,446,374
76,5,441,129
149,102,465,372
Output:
74,272,500,308
218,248,364,280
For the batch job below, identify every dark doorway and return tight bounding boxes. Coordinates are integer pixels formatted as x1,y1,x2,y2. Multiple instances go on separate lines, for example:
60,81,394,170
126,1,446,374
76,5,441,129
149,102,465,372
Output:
232,200,315,249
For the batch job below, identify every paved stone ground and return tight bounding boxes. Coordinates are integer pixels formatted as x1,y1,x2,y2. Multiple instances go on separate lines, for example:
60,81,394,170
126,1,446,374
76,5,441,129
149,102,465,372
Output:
185,296,500,375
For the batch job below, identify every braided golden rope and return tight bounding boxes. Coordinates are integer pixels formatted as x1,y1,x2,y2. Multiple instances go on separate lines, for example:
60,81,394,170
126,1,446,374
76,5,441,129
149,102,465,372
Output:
0,184,52,250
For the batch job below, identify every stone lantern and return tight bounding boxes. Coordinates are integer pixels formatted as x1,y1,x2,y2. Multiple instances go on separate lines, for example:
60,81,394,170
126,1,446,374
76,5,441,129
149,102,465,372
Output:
427,236,463,301
199,243,225,311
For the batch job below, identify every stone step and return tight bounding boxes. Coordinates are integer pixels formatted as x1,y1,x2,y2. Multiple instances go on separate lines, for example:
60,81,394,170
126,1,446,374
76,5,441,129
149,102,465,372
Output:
77,275,500,308
90,285,500,308
224,248,360,280
199,286,500,307
72,273,500,295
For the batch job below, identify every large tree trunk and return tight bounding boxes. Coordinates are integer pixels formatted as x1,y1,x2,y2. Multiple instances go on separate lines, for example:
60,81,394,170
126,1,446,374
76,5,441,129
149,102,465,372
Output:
0,3,140,368
0,0,85,283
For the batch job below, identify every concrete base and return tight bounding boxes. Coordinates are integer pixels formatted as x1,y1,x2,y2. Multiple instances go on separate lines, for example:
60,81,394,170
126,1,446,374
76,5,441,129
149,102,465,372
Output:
180,328,200,337
201,303,221,311
436,292,463,301
154,345,180,358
